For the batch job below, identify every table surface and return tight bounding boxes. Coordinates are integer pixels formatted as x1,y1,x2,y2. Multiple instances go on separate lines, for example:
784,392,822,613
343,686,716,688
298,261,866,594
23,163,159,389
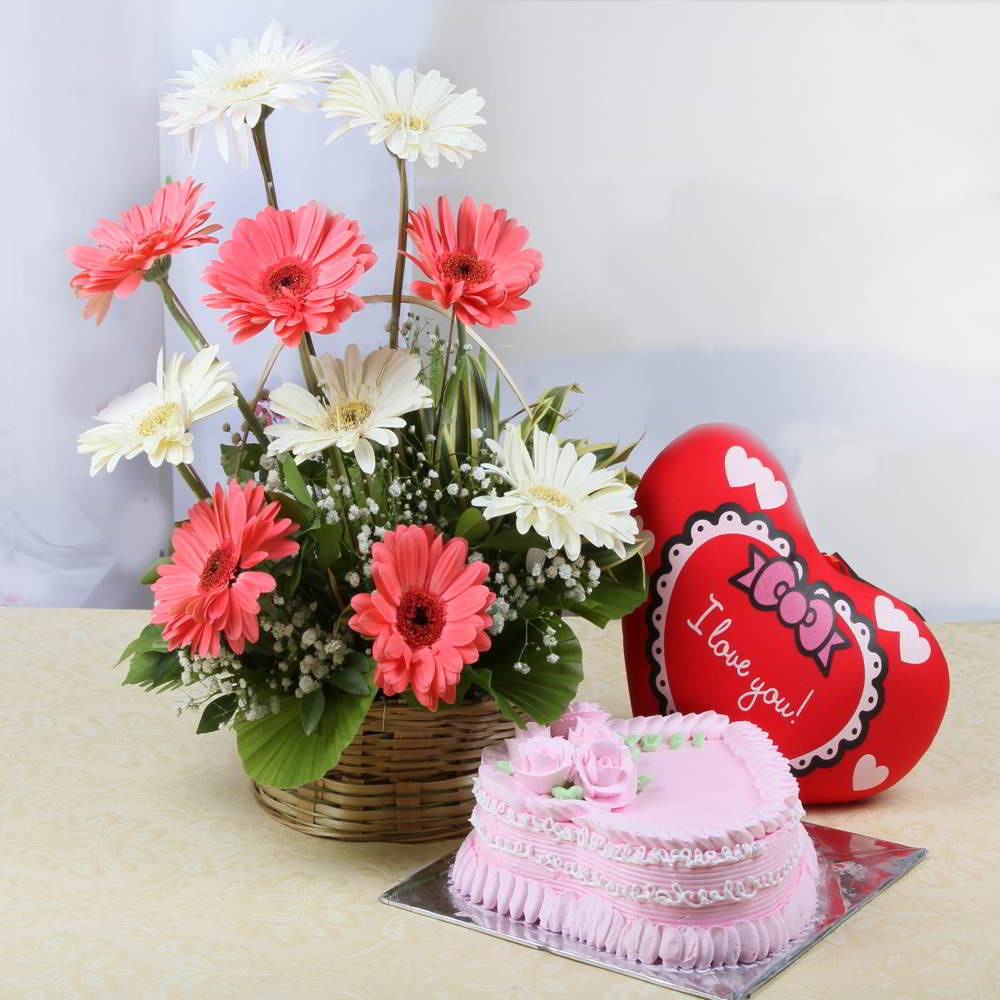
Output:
2,609,997,1000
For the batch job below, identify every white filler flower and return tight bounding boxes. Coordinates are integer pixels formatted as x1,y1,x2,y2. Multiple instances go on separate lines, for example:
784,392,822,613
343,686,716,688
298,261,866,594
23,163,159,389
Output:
321,65,485,167
473,427,640,561
160,21,342,166
266,345,432,474
78,347,237,474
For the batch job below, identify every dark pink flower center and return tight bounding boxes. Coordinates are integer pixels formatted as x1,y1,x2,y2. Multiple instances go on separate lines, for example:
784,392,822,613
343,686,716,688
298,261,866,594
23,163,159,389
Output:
396,588,446,648
262,259,315,300
440,251,493,284
199,543,238,591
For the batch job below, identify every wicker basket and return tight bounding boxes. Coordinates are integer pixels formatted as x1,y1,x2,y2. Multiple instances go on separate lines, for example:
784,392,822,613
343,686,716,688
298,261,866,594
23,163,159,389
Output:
251,697,516,843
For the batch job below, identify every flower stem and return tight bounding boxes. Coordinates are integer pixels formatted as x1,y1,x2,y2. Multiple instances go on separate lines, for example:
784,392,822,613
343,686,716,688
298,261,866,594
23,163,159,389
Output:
155,277,267,445
433,309,457,459
387,154,409,349
251,111,321,396
251,111,278,210
178,462,211,500
297,336,320,396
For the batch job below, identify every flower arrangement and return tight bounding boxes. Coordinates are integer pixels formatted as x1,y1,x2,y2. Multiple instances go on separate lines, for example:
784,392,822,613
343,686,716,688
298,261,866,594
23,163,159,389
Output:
70,22,649,792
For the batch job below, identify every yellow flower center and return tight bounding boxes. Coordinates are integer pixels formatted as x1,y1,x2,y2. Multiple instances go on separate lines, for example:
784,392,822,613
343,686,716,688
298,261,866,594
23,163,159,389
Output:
386,111,427,131
137,402,180,438
529,484,574,509
230,70,268,90
328,401,373,432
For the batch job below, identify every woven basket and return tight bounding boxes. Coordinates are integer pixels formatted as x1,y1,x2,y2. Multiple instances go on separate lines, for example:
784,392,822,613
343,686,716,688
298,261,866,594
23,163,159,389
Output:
251,697,516,843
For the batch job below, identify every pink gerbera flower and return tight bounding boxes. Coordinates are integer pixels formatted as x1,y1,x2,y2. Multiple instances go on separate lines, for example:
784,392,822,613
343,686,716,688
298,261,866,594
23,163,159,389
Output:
152,480,300,657
405,196,543,328
349,524,495,711
68,177,221,325
202,202,376,347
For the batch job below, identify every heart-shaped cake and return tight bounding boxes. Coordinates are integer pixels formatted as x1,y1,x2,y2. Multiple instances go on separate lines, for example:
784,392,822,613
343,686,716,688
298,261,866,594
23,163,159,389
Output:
622,424,950,803
451,702,818,969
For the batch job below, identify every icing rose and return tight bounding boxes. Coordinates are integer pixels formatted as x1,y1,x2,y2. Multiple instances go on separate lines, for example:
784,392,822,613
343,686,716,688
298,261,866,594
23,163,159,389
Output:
516,721,551,740
565,718,619,745
572,737,639,809
505,736,574,795
550,700,610,739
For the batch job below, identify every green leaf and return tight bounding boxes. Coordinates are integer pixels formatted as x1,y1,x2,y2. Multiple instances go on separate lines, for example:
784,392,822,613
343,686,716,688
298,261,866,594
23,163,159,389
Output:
329,668,371,695
314,522,343,570
522,384,581,436
271,491,313,528
455,507,489,542
472,615,583,724
220,442,264,481
197,694,238,734
331,652,376,695
139,558,170,586
123,649,182,691
465,667,525,724
280,454,316,508
299,688,326,735
117,623,166,665
564,552,648,627
478,528,549,552
467,355,497,443
236,685,376,788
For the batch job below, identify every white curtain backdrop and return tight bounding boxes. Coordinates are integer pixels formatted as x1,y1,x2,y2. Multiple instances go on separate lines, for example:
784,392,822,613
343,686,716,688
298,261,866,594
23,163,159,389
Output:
3,0,998,620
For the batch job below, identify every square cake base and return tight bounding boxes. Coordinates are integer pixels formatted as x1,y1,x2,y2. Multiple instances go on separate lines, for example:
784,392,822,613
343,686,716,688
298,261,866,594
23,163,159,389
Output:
380,822,926,1000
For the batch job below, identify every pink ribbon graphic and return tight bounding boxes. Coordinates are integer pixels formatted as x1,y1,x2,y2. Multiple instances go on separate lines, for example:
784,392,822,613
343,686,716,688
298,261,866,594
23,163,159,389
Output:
731,546,849,676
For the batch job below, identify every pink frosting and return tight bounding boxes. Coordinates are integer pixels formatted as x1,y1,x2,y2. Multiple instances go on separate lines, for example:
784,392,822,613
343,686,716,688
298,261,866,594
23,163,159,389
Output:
506,736,574,795
550,701,611,739
572,737,638,809
452,706,819,968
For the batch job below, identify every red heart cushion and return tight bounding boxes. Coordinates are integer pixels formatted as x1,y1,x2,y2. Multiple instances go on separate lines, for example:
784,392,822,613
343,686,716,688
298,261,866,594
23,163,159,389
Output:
622,424,949,803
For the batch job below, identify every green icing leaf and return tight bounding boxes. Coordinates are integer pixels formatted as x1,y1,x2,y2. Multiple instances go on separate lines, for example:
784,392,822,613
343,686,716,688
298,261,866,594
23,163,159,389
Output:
641,734,662,752
668,733,684,749
236,683,376,788
638,774,651,789
551,784,584,800
693,732,706,748
495,760,513,775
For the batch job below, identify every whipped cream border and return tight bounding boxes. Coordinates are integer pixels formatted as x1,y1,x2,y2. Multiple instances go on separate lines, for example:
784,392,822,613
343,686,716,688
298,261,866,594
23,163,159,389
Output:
452,828,820,970
472,825,804,909
473,783,766,868
644,503,888,775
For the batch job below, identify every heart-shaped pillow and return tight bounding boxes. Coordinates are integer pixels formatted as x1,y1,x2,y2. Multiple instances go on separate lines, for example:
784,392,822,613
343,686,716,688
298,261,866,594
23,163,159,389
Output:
622,424,950,802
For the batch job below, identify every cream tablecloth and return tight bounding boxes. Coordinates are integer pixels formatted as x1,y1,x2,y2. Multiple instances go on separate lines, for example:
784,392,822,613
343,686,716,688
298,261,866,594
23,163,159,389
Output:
1,608,997,999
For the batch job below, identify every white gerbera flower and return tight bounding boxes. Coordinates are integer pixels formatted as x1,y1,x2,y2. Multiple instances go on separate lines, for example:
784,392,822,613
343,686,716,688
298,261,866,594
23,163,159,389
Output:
265,345,432,474
159,21,342,167
321,65,485,167
78,347,237,475
473,428,639,561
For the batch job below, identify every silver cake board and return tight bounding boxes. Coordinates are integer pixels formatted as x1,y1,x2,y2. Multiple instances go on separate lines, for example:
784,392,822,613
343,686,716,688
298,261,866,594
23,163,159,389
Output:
380,822,926,1000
